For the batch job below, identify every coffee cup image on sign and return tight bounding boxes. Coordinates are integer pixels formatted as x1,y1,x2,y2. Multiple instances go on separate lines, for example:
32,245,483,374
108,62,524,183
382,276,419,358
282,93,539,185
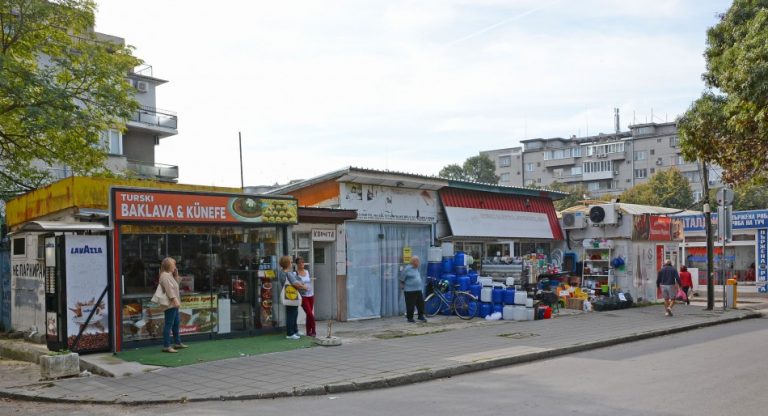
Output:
231,197,262,218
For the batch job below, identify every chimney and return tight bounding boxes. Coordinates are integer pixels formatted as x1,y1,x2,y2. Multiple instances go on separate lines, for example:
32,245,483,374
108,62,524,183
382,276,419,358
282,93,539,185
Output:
614,108,620,133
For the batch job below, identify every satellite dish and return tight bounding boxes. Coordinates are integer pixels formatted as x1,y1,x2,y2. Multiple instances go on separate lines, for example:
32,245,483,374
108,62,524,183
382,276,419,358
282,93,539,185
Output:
589,206,606,223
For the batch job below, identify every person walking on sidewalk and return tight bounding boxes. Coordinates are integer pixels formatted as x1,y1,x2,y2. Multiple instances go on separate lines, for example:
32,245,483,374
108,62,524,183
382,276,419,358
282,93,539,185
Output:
295,256,316,337
657,260,681,316
279,256,306,340
679,265,693,305
400,256,426,323
159,257,187,353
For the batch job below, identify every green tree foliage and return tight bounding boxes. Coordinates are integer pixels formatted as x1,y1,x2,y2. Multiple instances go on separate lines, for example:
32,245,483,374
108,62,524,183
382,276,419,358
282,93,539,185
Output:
546,181,589,211
619,168,694,209
732,180,768,211
678,0,768,185
438,155,498,183
0,0,141,198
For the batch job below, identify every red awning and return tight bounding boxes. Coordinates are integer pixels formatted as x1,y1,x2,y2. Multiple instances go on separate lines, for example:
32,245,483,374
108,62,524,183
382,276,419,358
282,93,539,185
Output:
439,188,564,240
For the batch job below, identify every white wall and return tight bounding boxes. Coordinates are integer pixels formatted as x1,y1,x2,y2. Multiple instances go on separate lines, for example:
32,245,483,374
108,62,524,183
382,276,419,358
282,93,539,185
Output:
10,233,45,333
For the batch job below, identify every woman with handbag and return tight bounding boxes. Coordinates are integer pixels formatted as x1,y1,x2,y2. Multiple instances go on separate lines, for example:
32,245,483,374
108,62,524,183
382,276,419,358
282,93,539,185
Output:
157,257,187,353
278,256,306,340
295,256,316,337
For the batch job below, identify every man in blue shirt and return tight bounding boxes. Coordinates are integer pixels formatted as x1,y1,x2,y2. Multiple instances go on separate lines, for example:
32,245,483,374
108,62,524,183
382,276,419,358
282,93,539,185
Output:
657,259,681,317
400,256,426,323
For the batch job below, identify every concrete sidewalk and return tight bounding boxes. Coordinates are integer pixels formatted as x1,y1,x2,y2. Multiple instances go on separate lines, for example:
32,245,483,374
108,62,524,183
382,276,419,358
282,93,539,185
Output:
0,304,762,405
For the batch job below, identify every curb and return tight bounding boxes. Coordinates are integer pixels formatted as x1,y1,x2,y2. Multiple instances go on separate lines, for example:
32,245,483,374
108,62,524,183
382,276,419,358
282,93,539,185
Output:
0,311,761,405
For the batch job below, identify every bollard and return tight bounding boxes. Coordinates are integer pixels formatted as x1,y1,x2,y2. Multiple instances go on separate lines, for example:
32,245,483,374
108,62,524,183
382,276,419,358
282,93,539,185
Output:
725,278,738,309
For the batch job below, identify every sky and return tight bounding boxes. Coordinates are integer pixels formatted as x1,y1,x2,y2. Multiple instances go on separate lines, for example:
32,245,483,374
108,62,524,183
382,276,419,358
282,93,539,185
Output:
94,0,733,188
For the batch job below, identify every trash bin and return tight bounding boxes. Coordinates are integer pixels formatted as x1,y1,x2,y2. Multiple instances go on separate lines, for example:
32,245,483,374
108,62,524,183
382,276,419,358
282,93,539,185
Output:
725,278,738,309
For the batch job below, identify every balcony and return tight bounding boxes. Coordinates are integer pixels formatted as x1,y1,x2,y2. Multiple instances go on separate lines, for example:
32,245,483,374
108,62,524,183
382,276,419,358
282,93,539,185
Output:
544,157,576,168
126,160,179,182
128,106,178,136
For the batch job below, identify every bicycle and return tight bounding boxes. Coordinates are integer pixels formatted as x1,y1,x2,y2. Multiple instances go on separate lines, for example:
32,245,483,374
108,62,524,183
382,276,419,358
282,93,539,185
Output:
424,277,478,320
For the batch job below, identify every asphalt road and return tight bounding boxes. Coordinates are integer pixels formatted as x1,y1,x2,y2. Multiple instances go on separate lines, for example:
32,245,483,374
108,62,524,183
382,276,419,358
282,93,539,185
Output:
3,315,766,416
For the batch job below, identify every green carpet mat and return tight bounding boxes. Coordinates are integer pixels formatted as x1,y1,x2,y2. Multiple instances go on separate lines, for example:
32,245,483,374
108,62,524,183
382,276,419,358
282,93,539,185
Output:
117,334,314,367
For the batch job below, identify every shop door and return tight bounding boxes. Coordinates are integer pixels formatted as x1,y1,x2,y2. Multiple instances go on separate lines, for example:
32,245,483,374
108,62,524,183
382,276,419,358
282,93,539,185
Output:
312,242,335,321
227,270,257,332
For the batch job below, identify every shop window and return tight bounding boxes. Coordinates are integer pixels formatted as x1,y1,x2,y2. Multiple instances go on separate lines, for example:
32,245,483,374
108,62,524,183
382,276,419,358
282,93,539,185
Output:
12,237,25,256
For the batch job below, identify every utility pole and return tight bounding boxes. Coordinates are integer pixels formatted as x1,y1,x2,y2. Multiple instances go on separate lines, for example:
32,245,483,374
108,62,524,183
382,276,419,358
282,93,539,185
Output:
703,162,714,310
239,131,244,190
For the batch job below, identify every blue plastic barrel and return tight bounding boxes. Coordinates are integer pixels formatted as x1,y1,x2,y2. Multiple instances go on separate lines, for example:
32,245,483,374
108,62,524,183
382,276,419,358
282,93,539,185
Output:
492,287,504,304
503,288,516,305
468,270,478,285
493,303,503,315
454,265,468,276
469,283,482,298
441,257,454,274
467,301,478,318
454,251,467,268
457,275,470,291
426,262,442,279
480,302,492,318
442,273,456,287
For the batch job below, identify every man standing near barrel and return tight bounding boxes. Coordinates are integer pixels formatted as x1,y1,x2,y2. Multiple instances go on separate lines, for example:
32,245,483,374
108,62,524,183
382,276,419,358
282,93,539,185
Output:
400,256,426,323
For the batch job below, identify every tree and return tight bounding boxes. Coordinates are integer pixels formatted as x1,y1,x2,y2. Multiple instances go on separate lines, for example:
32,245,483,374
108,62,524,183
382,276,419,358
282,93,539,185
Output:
546,181,589,211
619,169,694,209
732,180,768,211
0,0,141,198
678,1,768,185
438,155,498,183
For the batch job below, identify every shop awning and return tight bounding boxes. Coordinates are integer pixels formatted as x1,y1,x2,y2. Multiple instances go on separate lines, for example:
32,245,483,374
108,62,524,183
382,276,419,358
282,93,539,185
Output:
440,189,564,240
16,221,112,233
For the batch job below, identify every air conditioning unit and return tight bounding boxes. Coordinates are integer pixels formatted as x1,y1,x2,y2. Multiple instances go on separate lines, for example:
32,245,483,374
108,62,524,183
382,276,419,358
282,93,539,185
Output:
562,212,587,229
613,170,620,176
588,203,618,225
655,159,663,165
136,81,148,93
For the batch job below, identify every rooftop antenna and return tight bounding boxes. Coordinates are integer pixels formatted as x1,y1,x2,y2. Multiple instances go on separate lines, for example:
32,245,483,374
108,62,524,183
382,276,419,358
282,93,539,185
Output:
614,108,620,133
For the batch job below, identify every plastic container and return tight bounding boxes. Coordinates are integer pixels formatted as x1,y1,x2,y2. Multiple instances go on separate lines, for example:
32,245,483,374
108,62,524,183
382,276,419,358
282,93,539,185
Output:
441,242,454,258
454,265,468,276
469,283,482,298
503,305,516,320
480,287,493,303
426,262,442,278
457,275,470,291
468,270,479,285
514,291,527,305
479,302,492,318
427,247,443,263
493,303,503,315
503,288,515,305
525,297,533,308
454,251,467,268
541,305,552,319
492,287,504,304
441,257,454,274
526,308,535,321
478,277,493,286
442,273,456,287
512,306,527,321
467,301,478,318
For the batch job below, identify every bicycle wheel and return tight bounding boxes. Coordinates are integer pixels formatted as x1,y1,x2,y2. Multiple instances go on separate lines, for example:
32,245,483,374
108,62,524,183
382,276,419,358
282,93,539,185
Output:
453,291,478,320
424,292,445,317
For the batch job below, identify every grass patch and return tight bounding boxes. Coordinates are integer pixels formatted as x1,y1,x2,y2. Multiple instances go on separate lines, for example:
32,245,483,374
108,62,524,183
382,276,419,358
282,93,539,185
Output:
116,334,314,367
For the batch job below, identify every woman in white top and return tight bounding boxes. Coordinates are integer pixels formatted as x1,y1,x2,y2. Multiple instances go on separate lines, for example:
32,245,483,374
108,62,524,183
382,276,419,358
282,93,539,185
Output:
295,256,316,337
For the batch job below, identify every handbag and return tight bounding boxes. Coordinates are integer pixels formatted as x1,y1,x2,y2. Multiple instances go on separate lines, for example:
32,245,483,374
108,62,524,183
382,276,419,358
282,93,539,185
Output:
280,283,302,306
675,287,688,302
151,283,170,307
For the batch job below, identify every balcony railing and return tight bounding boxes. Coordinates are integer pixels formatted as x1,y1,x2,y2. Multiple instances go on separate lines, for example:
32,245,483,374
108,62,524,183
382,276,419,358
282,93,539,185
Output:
130,106,178,130
126,160,179,182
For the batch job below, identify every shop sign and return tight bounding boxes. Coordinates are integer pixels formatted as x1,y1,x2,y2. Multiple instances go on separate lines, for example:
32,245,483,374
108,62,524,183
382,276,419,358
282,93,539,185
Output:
340,183,437,224
312,229,336,241
179,294,218,335
403,246,412,263
678,209,768,232
632,214,683,241
112,189,297,225
64,235,109,351
758,229,768,281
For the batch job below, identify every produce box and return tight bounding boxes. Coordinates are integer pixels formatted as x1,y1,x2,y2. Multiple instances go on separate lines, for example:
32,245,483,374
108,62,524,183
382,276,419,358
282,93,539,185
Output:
567,298,584,310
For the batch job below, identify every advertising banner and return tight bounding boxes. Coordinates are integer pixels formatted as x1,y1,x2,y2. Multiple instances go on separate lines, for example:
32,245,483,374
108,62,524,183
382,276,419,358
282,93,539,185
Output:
65,235,109,352
678,209,768,232
758,229,767,282
113,189,297,225
340,183,437,223
632,214,683,241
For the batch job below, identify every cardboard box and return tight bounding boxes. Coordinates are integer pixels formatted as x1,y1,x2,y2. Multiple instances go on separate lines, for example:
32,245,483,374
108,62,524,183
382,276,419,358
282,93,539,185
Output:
567,298,584,310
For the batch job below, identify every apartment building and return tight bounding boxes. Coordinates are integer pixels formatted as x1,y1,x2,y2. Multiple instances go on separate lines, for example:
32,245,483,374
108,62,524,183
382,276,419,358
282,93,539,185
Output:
48,33,179,183
483,122,720,201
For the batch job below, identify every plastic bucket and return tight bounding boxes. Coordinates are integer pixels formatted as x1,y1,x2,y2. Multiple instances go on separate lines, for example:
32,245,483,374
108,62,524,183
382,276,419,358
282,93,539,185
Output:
458,275,470,291
503,288,515,305
441,242,454,258
427,247,443,263
454,251,467,268
492,287,504,304
480,302,492,318
542,306,552,319
427,262,442,278
454,265,468,276
441,257,454,274
469,283,482,298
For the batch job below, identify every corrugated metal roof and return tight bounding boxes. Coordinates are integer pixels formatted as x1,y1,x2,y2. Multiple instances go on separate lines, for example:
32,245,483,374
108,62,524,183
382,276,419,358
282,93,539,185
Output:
559,202,701,216
440,188,564,240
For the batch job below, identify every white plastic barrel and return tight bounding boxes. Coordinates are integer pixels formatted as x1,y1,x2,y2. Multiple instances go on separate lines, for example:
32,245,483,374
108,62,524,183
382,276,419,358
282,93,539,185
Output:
503,305,516,320
526,308,535,321
478,277,493,286
525,297,533,308
441,242,454,258
512,306,527,321
427,247,442,263
480,287,494,303
514,292,527,305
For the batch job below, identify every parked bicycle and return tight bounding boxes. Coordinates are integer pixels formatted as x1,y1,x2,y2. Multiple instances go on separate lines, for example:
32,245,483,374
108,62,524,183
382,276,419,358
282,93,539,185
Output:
424,277,478,320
